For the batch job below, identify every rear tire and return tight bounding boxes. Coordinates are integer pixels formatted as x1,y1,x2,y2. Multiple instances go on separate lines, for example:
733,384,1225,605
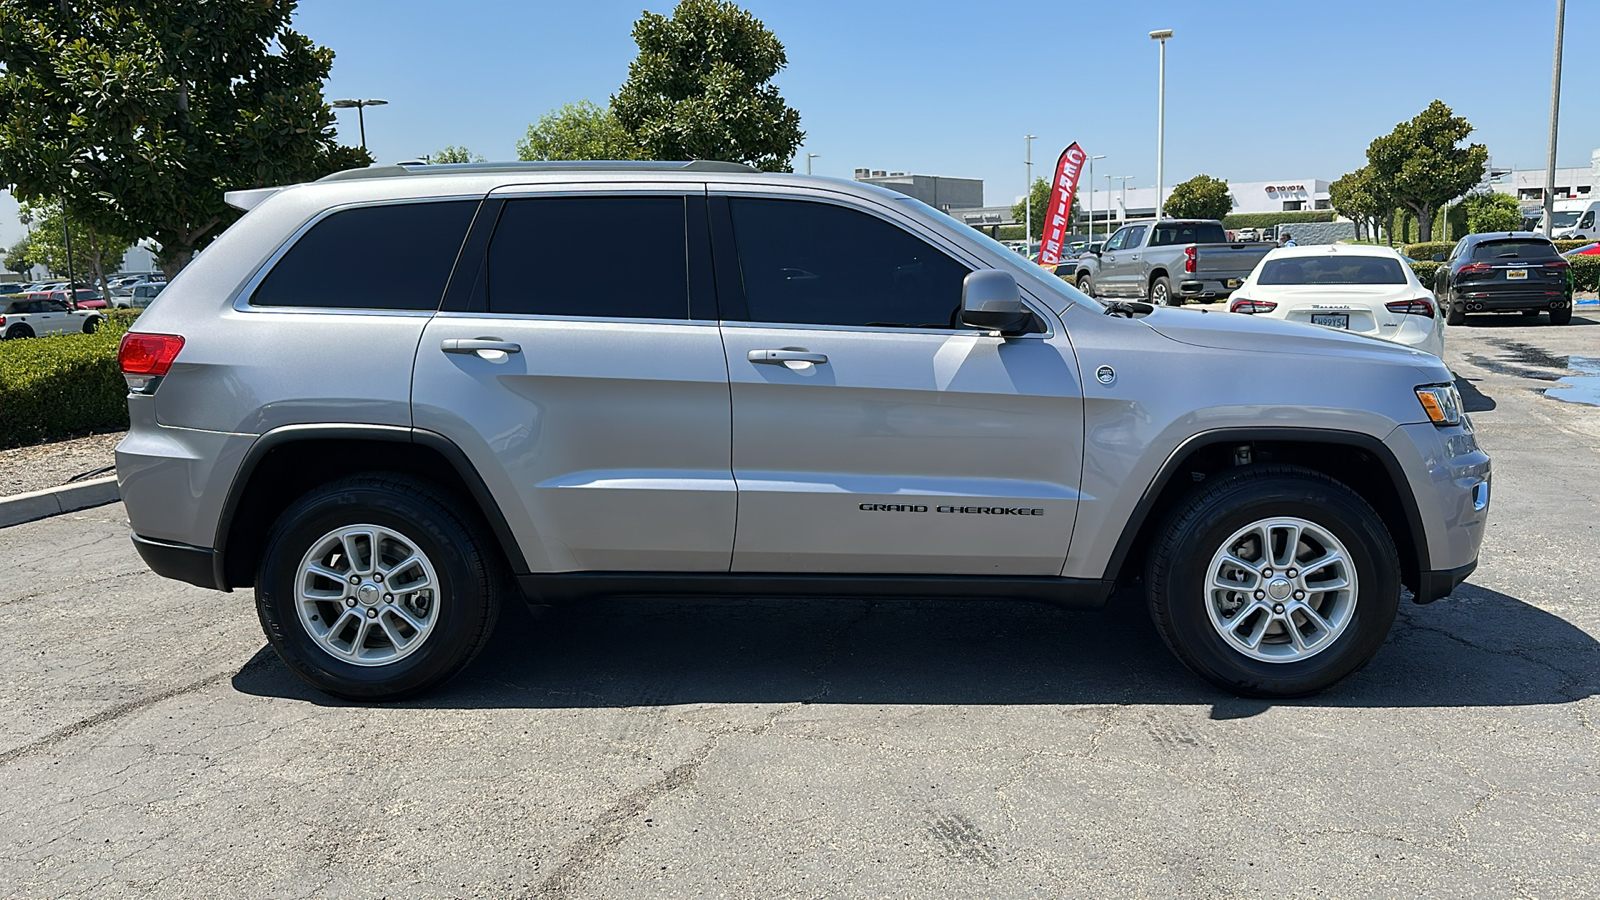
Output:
256,473,503,701
1446,299,1466,326
1550,306,1572,325
1146,465,1400,698
1150,276,1177,306
4,325,33,340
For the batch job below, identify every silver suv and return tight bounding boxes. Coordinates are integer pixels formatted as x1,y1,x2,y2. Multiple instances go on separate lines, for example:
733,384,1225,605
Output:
116,161,1490,701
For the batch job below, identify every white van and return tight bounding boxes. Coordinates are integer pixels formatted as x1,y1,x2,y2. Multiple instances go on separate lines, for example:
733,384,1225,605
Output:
1546,199,1598,240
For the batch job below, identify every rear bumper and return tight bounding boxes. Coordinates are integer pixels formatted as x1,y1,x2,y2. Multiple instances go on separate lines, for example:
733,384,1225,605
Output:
131,533,225,591
1177,278,1241,299
1455,288,1571,311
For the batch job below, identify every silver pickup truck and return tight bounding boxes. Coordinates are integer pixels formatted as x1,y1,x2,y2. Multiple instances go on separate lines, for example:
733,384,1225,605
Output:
1068,219,1274,305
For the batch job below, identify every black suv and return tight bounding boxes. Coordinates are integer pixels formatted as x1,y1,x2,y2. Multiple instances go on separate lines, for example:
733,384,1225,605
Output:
1432,232,1573,325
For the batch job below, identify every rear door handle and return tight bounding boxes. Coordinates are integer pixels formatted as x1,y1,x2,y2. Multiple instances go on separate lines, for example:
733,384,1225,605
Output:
442,338,522,354
748,349,828,365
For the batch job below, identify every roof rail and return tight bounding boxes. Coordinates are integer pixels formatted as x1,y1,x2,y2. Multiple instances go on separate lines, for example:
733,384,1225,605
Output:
316,159,758,183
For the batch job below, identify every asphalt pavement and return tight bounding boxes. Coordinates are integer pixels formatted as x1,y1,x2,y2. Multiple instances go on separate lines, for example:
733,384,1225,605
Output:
2,311,1597,898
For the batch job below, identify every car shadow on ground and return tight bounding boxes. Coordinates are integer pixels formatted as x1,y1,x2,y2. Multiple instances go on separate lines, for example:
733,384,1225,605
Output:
1463,312,1596,328
1455,376,1496,412
232,581,1598,717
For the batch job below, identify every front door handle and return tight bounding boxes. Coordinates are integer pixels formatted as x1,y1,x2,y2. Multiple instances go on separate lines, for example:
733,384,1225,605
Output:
748,349,828,365
442,338,522,355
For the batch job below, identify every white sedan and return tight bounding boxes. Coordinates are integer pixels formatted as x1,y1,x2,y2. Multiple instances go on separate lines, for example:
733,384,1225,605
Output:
1227,245,1445,358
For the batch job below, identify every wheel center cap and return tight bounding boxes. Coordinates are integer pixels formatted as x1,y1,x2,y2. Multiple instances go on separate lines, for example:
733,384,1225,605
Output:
357,583,381,606
1267,578,1293,601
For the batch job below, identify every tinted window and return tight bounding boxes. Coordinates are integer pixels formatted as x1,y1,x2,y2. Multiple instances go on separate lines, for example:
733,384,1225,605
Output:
486,197,688,319
1257,256,1407,285
729,198,970,328
1124,225,1148,248
1103,228,1130,251
252,200,477,310
1151,222,1226,246
1470,239,1558,261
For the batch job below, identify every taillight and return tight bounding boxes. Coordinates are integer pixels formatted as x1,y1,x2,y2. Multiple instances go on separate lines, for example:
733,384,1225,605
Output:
1458,262,1493,275
1543,258,1570,271
1386,298,1435,317
1184,246,1197,273
118,332,184,393
1229,298,1277,314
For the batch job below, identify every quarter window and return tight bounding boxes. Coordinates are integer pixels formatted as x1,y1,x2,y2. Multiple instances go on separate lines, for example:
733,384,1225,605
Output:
727,197,970,328
252,200,477,310
486,196,689,319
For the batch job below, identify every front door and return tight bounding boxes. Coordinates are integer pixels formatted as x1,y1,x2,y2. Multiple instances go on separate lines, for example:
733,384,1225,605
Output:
710,192,1084,576
412,186,736,573
1096,226,1132,296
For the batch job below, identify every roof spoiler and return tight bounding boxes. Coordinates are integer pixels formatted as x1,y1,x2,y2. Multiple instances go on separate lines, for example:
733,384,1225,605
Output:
224,186,286,212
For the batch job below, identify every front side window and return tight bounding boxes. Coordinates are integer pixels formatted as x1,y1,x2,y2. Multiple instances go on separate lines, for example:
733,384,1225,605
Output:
1257,256,1407,285
486,196,689,319
1103,227,1131,252
252,200,477,310
728,197,970,329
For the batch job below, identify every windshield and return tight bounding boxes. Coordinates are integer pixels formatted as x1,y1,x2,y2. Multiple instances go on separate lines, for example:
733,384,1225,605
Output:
1549,212,1581,228
894,196,1102,311
1471,239,1558,261
1257,255,1407,285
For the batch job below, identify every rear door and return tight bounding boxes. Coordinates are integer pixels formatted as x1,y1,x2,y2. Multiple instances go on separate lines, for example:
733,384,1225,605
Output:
412,184,735,573
710,189,1084,575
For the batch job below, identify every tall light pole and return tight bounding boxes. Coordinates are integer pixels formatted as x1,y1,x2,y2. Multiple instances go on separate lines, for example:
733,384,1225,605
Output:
1115,175,1136,223
331,98,388,152
1025,135,1037,252
1542,0,1565,237
1149,29,1173,219
1086,154,1106,245
806,153,821,175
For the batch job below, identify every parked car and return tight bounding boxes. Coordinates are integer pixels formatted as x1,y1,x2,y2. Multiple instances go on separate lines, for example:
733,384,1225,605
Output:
117,159,1488,702
1545,199,1598,240
0,296,105,338
1234,227,1260,242
1068,219,1275,304
0,282,27,296
1227,245,1445,358
47,288,107,309
1562,241,1600,258
1432,232,1573,325
117,281,165,309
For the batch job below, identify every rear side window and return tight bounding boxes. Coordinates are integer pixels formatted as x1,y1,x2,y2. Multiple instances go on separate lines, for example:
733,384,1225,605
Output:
252,200,477,310
1470,239,1558,261
1151,223,1226,245
728,197,970,328
485,196,689,319
1257,256,1407,285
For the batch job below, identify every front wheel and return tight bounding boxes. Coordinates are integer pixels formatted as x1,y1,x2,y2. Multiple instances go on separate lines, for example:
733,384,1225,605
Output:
83,317,99,334
256,474,503,701
1146,465,1400,698
1076,274,1096,298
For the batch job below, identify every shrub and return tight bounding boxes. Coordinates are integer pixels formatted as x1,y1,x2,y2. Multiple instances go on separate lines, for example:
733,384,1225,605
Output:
0,319,130,449
103,308,142,329
1554,240,1592,253
1404,241,1453,261
1408,261,1443,284
1570,256,1599,293
1222,211,1337,229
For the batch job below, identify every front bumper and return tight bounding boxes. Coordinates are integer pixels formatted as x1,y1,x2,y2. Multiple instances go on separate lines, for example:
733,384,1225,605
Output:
1415,559,1477,604
1386,421,1491,603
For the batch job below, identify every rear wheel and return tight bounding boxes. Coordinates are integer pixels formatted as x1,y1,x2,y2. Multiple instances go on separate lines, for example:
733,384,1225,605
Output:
1150,276,1177,306
1446,299,1466,326
256,474,503,701
4,325,33,340
1550,305,1572,325
1146,465,1400,698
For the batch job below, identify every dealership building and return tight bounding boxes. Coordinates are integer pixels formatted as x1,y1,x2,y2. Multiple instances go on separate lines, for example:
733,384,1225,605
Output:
1080,179,1333,227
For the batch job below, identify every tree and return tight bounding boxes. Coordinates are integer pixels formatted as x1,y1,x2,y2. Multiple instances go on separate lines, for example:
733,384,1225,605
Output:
1463,192,1523,234
612,0,804,171
4,237,33,277
1163,174,1234,221
426,146,486,164
1365,100,1487,242
516,101,637,161
1012,177,1080,243
0,1,372,278
1328,167,1389,243
18,202,134,302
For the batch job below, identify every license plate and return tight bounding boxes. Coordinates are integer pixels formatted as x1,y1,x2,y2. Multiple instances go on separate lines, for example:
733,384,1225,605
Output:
1507,268,1527,280
1226,278,1240,289
1311,314,1349,329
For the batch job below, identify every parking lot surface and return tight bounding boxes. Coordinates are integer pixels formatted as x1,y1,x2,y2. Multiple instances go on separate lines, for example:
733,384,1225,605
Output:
2,313,1597,898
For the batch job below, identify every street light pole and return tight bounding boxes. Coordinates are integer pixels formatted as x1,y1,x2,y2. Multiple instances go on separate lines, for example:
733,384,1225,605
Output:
1025,135,1037,252
331,98,389,152
1087,154,1106,245
1115,175,1135,223
1542,0,1565,237
1149,29,1173,219
806,153,820,175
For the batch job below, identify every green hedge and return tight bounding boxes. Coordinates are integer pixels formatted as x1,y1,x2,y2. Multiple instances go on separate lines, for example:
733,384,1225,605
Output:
1222,211,1337,229
1408,261,1443,284
1555,239,1592,253
1404,242,1454,261
0,320,130,449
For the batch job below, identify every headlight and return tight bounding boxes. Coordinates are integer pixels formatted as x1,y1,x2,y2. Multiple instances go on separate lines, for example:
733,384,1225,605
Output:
1415,383,1462,426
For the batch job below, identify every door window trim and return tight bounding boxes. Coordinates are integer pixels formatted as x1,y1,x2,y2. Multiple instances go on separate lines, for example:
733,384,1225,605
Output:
707,189,1053,339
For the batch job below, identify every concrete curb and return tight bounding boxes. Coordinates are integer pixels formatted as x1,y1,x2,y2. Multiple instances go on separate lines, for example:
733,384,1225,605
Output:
0,476,121,529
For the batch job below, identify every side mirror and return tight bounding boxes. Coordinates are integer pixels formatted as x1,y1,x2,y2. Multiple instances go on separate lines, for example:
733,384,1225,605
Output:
1432,252,1445,262
960,270,1030,335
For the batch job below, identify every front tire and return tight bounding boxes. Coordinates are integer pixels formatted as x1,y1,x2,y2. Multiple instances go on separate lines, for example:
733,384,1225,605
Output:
83,317,99,334
1076,274,1096,298
256,474,503,701
1146,465,1400,698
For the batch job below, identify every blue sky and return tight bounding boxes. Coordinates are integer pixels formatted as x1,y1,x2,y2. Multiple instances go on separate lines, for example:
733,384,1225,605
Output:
3,0,1596,253
297,0,1597,205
